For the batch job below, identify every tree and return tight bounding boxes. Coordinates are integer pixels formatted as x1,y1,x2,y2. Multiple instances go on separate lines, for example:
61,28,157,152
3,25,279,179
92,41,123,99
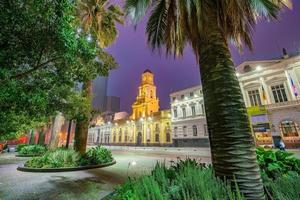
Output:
74,0,123,155
124,0,292,199
0,0,99,140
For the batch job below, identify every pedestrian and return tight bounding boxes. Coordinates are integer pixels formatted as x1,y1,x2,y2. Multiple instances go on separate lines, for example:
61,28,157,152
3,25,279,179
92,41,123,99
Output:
279,138,285,151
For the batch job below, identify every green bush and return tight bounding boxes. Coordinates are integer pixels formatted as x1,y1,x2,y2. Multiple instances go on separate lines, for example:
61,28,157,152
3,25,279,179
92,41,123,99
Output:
256,147,300,179
19,145,47,156
24,146,114,168
110,159,244,200
24,149,81,168
80,146,113,166
264,172,300,200
16,144,27,152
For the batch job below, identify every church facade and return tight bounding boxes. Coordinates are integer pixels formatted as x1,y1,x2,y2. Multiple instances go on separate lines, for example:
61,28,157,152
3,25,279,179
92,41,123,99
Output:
88,70,173,146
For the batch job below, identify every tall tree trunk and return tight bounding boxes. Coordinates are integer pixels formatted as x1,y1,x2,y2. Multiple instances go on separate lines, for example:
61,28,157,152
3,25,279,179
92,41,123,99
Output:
38,127,46,145
66,120,72,149
28,130,35,145
198,19,264,199
49,113,65,150
74,80,92,155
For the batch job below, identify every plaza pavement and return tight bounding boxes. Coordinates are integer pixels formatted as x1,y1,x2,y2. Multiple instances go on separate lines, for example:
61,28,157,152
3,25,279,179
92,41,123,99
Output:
0,147,210,200
0,147,299,200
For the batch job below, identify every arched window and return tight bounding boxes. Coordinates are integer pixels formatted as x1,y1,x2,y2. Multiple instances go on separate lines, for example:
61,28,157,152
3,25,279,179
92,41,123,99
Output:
166,132,171,142
193,125,198,136
155,133,159,142
280,120,299,137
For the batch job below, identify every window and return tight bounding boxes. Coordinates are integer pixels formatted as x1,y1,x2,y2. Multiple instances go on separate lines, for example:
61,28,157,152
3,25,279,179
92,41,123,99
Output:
248,89,262,106
119,135,122,142
191,105,196,117
271,84,288,103
172,97,176,101
182,107,186,118
190,92,194,97
166,132,171,142
201,104,205,115
174,127,178,137
173,108,178,118
125,135,128,142
280,120,299,137
181,95,185,100
193,125,197,136
204,125,208,136
155,133,159,142
183,126,187,137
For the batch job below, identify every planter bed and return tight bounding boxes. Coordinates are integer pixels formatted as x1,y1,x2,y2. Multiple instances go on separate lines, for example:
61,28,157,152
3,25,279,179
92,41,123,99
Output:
17,159,116,172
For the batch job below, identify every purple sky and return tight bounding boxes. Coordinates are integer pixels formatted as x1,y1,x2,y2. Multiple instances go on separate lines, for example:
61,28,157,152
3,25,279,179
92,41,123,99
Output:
104,1,300,113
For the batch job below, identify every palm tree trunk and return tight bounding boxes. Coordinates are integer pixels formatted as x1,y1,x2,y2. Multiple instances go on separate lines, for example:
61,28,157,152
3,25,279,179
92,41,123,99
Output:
49,113,64,150
74,80,92,155
198,22,264,199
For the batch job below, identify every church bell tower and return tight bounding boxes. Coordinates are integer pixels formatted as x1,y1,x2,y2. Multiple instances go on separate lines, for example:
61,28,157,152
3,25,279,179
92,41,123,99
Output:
131,69,159,120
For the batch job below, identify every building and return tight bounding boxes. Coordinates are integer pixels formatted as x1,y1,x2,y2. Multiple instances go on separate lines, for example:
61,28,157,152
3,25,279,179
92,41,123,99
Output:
105,96,120,113
88,69,172,146
92,76,108,112
170,86,209,147
169,52,300,148
236,52,300,148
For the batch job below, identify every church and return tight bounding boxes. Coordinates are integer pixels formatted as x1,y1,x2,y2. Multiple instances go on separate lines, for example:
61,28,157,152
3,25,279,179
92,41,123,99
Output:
88,69,173,146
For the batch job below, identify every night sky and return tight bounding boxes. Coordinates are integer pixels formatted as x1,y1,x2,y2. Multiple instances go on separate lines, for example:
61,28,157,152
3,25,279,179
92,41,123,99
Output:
103,1,300,113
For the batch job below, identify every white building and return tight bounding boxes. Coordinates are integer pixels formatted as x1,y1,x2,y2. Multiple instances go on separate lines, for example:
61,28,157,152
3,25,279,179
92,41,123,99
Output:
170,86,209,147
236,52,300,148
87,112,129,145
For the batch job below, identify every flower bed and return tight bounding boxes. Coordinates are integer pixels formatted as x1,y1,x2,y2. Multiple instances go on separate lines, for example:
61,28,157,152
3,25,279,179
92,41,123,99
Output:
16,145,47,157
17,146,115,172
109,150,300,200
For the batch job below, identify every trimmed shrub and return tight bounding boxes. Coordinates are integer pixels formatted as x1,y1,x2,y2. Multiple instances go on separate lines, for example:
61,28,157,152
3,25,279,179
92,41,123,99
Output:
256,147,300,179
19,145,47,156
110,159,244,200
24,149,81,168
16,144,27,152
80,146,113,166
24,146,113,168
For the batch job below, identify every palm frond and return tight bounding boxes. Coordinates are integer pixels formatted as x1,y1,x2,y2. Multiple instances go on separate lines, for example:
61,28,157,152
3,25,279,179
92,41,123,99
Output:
146,0,168,50
124,0,152,24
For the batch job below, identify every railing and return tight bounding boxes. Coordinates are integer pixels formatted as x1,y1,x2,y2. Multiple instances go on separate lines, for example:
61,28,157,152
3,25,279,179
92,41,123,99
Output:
265,99,300,110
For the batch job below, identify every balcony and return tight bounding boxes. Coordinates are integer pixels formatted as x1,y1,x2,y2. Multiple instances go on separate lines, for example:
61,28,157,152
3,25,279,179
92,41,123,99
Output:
265,99,300,110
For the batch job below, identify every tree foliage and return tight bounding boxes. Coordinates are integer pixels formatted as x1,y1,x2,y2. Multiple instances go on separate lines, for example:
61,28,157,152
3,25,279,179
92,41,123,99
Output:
0,0,116,140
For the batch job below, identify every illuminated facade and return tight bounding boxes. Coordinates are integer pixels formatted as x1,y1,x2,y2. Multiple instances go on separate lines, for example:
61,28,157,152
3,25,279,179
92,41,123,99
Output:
236,52,300,148
170,86,209,147
88,70,172,146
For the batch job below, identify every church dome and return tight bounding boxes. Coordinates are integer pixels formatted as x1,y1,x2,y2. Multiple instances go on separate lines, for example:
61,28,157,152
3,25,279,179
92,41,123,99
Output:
143,69,152,74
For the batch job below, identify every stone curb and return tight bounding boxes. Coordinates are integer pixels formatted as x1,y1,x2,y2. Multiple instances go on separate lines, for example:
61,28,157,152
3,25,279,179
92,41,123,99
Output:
15,154,42,157
17,159,116,172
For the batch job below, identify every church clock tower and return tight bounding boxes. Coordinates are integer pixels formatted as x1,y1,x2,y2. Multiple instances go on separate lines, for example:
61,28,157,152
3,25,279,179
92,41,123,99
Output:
131,69,159,120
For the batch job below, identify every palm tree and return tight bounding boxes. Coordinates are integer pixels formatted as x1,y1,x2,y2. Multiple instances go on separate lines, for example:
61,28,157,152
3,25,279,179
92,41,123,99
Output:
75,0,123,155
124,0,291,199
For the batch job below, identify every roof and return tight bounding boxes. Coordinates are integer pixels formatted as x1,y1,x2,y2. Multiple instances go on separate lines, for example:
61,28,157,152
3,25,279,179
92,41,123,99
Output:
143,69,152,74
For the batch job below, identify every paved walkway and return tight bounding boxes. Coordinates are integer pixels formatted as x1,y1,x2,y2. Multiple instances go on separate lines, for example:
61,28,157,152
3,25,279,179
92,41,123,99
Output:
0,147,299,200
0,148,210,200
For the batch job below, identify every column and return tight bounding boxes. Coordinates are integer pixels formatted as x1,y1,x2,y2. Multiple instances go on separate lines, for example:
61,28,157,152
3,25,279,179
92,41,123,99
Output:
239,82,249,107
260,77,272,105
285,70,297,100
